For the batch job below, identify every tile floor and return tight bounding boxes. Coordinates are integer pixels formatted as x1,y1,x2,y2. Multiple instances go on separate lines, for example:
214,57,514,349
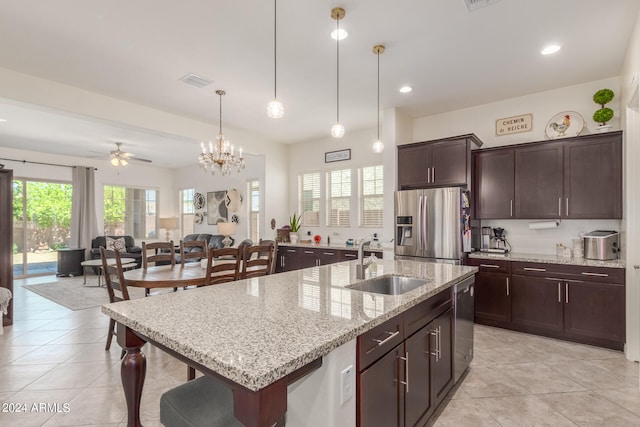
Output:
2,275,639,427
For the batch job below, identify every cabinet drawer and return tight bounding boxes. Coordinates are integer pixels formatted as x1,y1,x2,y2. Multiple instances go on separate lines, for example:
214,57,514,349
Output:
404,290,452,337
341,250,358,261
512,261,624,284
358,314,404,371
467,257,510,274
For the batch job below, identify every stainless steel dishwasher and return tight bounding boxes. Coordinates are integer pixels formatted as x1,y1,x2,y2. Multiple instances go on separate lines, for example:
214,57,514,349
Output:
454,276,474,382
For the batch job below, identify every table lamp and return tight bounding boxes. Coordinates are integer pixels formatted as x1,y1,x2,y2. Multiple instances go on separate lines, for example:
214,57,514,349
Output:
159,217,179,242
217,222,236,247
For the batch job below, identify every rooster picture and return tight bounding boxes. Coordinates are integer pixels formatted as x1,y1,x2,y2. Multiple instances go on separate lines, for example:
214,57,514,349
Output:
549,114,571,136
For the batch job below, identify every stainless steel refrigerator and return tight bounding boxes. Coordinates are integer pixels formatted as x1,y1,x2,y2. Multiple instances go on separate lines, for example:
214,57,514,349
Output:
395,187,471,264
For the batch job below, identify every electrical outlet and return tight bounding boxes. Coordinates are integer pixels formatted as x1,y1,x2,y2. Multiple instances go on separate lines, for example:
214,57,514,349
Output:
340,365,353,405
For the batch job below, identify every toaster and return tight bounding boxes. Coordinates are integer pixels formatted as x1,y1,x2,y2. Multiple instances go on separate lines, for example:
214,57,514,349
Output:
583,230,620,260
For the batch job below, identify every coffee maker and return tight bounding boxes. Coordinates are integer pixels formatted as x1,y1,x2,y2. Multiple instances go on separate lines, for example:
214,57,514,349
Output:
490,227,508,253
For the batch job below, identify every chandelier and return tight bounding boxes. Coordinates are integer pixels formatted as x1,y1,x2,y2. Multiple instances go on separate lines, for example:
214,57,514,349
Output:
199,90,245,175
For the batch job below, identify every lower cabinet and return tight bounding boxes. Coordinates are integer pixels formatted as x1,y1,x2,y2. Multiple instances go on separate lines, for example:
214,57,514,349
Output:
468,259,510,326
357,292,454,427
276,245,383,273
275,247,300,273
510,275,563,333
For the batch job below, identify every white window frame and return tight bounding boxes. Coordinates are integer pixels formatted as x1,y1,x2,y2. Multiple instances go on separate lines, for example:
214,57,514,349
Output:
299,172,321,227
359,164,384,228
179,188,195,237
327,167,351,227
247,179,260,242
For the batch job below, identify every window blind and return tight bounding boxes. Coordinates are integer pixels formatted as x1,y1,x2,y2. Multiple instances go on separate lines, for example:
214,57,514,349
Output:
328,168,351,227
360,165,383,227
300,172,320,226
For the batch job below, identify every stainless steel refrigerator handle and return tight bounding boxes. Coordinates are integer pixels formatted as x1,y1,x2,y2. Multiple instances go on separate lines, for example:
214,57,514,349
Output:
417,195,423,251
422,195,429,253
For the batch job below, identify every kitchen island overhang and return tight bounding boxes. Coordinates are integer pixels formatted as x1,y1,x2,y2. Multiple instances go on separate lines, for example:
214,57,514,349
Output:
102,259,477,427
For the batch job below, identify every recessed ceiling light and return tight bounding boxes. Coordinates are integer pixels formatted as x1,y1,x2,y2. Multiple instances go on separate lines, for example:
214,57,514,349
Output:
399,86,413,93
330,29,348,40
541,45,561,55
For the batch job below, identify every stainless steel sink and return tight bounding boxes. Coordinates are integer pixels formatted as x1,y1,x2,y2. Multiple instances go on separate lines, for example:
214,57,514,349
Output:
346,276,427,295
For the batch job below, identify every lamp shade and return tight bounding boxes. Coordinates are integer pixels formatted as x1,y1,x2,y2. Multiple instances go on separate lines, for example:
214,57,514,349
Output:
217,222,237,236
159,217,179,229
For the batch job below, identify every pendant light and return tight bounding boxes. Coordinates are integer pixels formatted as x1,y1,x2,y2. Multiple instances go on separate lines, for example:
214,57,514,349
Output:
330,7,345,138
267,0,284,118
372,45,385,153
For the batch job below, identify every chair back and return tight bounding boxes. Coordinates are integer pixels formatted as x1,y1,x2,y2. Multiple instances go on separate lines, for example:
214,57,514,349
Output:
142,241,175,269
259,239,278,274
203,247,242,286
241,242,276,279
180,239,208,266
100,246,130,302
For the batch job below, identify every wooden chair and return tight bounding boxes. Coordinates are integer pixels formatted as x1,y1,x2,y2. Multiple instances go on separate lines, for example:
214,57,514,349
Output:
100,246,129,359
142,241,175,295
202,246,242,286
241,242,275,279
259,239,278,274
180,239,208,266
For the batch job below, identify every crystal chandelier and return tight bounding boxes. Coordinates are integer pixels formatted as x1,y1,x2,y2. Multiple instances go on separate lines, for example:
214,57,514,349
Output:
199,90,245,175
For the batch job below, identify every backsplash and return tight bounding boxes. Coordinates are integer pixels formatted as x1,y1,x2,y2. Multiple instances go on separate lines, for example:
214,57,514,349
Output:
479,219,622,256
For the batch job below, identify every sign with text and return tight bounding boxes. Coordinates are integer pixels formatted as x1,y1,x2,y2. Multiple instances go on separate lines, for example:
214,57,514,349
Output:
496,113,533,136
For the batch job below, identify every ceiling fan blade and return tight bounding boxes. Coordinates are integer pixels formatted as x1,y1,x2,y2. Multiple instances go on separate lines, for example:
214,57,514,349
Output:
129,157,152,163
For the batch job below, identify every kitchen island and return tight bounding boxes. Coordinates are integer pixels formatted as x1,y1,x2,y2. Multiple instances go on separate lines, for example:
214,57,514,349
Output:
102,259,476,427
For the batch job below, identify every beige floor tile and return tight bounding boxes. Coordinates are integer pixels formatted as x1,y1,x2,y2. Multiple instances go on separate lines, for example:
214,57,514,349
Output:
432,398,500,427
458,366,528,398
537,391,640,427
0,364,58,393
6,329,71,346
42,386,127,426
544,359,638,390
0,345,39,364
64,342,123,364
0,388,82,427
499,362,587,394
477,395,577,427
25,362,109,391
595,387,640,417
12,344,86,365
47,328,107,345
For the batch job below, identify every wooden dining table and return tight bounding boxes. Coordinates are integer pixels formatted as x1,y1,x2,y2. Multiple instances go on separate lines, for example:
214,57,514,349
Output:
123,263,207,289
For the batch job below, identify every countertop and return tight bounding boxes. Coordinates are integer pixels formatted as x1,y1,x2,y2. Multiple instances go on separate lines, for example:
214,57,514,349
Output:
101,259,476,391
278,241,388,252
469,251,625,269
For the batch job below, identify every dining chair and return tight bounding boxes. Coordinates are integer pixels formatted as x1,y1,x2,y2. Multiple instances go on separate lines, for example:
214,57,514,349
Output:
100,246,129,359
202,246,242,286
241,241,276,279
259,239,278,274
180,239,208,266
142,240,176,295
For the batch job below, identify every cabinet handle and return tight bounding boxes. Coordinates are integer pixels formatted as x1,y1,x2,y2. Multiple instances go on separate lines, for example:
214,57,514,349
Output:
304,250,314,254
566,198,569,216
372,330,400,347
524,267,546,272
426,167,431,183
344,254,357,258
558,282,561,303
581,272,608,277
281,255,285,268
432,167,435,183
558,198,561,216
506,277,510,296
438,326,442,360
287,249,296,253
429,329,440,361
398,353,409,393
565,282,569,304
480,264,500,269
510,199,513,217
323,252,334,256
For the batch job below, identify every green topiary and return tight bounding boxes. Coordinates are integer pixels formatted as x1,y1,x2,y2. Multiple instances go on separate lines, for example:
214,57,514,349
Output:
592,88,615,125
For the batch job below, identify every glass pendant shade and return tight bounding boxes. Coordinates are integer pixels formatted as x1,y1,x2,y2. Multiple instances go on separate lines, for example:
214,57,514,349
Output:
331,123,345,139
267,99,284,118
372,140,384,153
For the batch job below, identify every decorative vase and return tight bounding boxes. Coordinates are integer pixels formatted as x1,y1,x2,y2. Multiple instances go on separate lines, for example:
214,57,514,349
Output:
595,124,612,133
289,233,299,244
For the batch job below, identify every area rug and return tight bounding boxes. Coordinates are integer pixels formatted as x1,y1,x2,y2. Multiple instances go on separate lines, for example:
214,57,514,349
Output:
23,276,146,310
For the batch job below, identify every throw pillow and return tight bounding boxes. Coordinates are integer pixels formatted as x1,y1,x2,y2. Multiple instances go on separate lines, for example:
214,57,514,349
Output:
106,237,127,253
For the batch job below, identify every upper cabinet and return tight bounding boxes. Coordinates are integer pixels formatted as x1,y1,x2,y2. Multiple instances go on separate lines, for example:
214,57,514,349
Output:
397,134,483,190
473,131,622,220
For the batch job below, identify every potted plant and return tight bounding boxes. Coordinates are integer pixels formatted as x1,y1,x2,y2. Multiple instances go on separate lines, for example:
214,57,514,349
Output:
593,88,615,132
289,213,301,243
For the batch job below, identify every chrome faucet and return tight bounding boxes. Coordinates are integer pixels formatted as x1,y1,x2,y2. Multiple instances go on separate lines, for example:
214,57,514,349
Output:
356,239,372,279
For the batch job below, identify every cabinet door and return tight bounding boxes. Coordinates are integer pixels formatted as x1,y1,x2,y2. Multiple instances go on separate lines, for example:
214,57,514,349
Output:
474,272,510,324
431,308,453,406
358,344,404,427
514,143,563,218
300,248,319,268
431,139,468,186
281,247,301,272
341,250,358,261
404,326,432,427
474,149,515,219
398,144,431,189
318,250,340,265
511,275,563,333
564,281,625,346
564,134,622,219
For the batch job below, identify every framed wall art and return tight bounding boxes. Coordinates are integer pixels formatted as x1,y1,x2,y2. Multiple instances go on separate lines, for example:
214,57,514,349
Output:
325,149,351,163
207,191,228,224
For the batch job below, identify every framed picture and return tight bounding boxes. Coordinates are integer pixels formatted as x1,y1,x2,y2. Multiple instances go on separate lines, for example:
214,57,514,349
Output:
325,149,351,163
207,191,228,224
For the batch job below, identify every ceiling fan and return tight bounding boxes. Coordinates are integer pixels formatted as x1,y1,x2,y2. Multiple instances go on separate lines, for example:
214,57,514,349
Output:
108,142,152,167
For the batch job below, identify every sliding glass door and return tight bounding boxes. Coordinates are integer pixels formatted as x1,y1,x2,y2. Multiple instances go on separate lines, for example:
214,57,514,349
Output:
13,179,72,277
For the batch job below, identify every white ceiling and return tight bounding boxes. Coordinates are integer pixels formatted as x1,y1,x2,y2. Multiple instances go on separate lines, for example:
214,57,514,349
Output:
0,0,637,168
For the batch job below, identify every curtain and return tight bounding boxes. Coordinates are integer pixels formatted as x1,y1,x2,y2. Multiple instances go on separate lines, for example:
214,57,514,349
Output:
70,166,98,259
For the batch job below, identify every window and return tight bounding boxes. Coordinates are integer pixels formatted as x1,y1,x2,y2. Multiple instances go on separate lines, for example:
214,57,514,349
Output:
104,185,158,239
360,165,384,227
300,172,320,226
180,188,195,237
328,168,351,227
248,179,260,242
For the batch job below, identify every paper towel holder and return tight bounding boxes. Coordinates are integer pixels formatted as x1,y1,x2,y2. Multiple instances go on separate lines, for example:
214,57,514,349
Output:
528,220,560,230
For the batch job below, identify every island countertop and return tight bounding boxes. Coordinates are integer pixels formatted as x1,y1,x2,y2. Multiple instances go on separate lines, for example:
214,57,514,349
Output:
101,259,476,391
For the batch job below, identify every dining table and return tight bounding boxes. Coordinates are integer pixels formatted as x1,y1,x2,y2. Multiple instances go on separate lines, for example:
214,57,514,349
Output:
123,263,208,289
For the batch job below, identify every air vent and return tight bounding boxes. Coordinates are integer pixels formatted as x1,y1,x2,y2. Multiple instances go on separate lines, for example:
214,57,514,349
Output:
180,73,212,88
463,0,500,12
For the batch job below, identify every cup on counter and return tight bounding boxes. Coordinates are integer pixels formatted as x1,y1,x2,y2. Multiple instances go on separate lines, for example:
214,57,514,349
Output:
572,239,583,258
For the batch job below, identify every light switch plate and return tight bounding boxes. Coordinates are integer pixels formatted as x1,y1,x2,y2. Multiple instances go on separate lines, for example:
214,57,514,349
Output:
340,365,353,405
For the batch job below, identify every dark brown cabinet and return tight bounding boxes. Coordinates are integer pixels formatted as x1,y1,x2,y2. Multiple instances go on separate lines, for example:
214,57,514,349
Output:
398,134,482,190
301,248,341,268
275,246,300,273
510,275,563,333
473,149,514,219
473,131,622,220
468,259,511,325
357,291,454,427
276,245,383,273
0,169,13,327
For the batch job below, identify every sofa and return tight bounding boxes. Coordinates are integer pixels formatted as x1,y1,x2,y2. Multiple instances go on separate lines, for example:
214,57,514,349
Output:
174,233,235,264
90,235,143,267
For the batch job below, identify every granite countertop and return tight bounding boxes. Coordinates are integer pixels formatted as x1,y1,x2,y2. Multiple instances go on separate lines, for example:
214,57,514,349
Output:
102,259,476,391
469,251,625,269
279,241,388,252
